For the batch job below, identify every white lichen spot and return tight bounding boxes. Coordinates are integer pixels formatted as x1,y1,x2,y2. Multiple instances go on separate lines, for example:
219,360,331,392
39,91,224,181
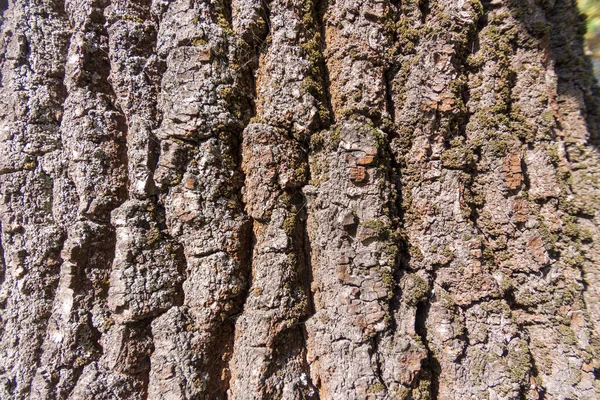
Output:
300,373,308,386
52,330,64,343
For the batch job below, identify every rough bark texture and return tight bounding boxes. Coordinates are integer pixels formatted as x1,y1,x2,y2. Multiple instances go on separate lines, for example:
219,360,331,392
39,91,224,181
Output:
0,0,599,399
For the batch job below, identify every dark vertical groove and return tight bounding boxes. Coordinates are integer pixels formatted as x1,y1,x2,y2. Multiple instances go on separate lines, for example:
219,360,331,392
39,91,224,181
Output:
415,300,439,400
219,0,233,27
296,191,320,398
302,0,329,332
371,337,388,391
0,0,8,31
418,0,430,23
300,0,331,395
76,0,126,363
384,66,395,123
302,0,330,336
301,206,316,324
314,0,334,127
222,1,271,394
384,0,409,330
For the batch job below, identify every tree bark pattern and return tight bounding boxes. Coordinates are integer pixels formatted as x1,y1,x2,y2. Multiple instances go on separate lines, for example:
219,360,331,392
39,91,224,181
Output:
0,0,599,399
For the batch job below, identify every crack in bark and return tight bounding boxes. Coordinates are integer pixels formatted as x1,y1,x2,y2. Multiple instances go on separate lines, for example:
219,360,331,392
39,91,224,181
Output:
415,299,439,400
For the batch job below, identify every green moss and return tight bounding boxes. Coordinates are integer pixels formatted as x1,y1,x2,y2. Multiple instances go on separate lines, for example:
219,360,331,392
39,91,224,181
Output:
122,14,143,23
559,284,577,306
546,145,560,164
540,110,555,127
394,16,421,54
330,125,341,148
361,219,387,233
310,131,325,151
563,253,585,268
537,219,558,251
557,324,578,346
395,386,411,400
298,3,330,128
381,270,395,299
482,246,494,263
580,227,594,242
193,378,205,391
559,194,598,217
367,382,386,394
283,213,296,236
563,215,581,239
23,159,37,171
294,165,308,183
441,139,474,169
505,340,532,382
482,299,511,314
381,240,399,262
215,5,233,35
281,192,294,206
469,0,484,18
191,37,208,46
301,76,323,98
409,245,424,262
217,86,233,100
466,53,484,70
146,227,160,246
441,246,454,261
404,274,430,306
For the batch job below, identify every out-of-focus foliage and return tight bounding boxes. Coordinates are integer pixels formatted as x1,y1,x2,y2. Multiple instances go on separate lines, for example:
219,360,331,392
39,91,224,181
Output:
578,0,600,79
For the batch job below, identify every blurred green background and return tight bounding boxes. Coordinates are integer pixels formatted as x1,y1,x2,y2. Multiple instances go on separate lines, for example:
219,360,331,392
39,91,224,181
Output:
578,0,600,79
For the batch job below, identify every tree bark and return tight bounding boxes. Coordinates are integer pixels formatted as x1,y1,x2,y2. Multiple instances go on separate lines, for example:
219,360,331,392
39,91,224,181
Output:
0,0,599,399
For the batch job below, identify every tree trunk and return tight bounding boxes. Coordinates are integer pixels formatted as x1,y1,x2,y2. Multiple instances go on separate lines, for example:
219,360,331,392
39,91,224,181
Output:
0,0,599,399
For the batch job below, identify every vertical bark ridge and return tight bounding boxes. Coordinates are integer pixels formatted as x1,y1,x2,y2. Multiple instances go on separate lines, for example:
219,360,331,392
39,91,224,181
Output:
495,1,600,397
386,0,530,398
228,0,324,398
303,0,401,398
457,3,550,398
29,0,131,397
58,2,187,398
0,0,71,397
147,1,256,397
